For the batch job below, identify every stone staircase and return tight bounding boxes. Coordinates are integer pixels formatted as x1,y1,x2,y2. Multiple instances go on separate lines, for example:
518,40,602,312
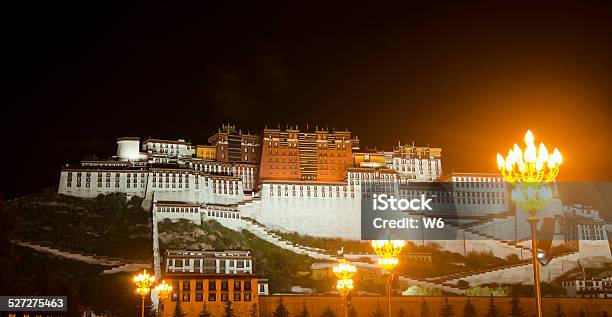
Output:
237,218,465,294
101,262,152,274
428,251,579,288
211,210,573,295
12,239,151,274
241,217,340,261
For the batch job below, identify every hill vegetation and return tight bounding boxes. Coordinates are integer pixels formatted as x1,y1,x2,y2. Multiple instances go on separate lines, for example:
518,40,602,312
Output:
5,189,151,259
158,219,318,293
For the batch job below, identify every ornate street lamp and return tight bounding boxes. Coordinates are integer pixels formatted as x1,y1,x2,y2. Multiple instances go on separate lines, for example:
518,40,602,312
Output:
134,269,156,317
496,130,562,317
154,280,173,316
371,240,405,317
333,259,357,317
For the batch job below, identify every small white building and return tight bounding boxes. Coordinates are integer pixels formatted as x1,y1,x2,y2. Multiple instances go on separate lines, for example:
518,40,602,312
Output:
143,138,195,163
165,250,254,275
561,277,612,298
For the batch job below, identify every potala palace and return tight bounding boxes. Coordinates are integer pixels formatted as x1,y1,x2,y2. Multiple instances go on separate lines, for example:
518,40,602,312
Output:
57,124,612,289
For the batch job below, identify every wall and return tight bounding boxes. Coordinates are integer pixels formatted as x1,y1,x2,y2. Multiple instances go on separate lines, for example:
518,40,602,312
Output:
257,182,362,239
259,296,612,317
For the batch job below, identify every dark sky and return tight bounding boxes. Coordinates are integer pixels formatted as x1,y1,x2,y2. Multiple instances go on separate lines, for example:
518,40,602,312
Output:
3,2,612,197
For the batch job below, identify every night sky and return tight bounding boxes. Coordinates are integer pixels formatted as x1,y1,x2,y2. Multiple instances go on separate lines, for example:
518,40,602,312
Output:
4,2,612,198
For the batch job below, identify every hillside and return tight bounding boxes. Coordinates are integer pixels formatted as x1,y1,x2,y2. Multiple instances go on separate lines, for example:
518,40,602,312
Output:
158,218,317,292
5,189,152,259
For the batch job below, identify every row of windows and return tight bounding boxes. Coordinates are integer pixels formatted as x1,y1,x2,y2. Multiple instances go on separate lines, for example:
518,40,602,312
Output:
173,280,252,292
455,182,505,189
152,183,189,189
454,177,503,182
172,292,252,302
394,159,441,165
206,211,240,219
169,259,250,269
350,173,396,180
158,206,199,213
68,172,145,179
271,185,347,191
147,143,191,150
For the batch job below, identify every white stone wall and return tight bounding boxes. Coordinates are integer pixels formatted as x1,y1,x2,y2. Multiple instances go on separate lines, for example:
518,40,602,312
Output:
256,182,362,239
153,202,201,225
58,170,148,198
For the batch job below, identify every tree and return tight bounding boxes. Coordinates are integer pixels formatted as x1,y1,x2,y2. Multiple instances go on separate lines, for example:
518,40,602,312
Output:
321,307,337,317
299,302,309,317
397,307,406,317
421,299,431,317
349,307,358,317
199,303,211,317
486,296,499,317
173,300,185,317
439,298,455,317
273,298,290,317
508,296,524,317
251,303,259,317
462,299,476,317
554,304,565,317
224,300,235,317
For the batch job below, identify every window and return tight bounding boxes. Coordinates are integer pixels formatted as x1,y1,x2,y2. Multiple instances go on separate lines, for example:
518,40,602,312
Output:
244,281,251,291
196,281,203,290
221,293,228,301
221,281,228,291
208,293,216,301
234,293,241,301
196,293,203,301
234,281,241,291
208,281,216,291
171,293,178,302
182,293,190,302
183,281,190,291
244,293,252,301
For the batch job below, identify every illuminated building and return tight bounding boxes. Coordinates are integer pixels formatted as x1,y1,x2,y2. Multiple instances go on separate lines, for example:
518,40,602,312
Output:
143,138,195,164
561,277,612,298
259,126,357,182
160,249,263,317
390,143,442,182
162,273,260,317
165,250,254,275
207,124,261,164
353,150,386,168
196,145,216,160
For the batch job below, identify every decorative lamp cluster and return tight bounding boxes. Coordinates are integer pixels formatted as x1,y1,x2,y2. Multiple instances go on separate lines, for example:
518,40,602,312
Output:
333,259,357,297
154,280,173,301
133,269,156,296
371,240,405,270
496,130,562,184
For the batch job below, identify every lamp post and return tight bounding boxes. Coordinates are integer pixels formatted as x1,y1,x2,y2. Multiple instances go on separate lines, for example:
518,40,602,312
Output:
134,269,156,317
154,280,173,316
333,259,357,317
371,240,405,317
496,130,562,317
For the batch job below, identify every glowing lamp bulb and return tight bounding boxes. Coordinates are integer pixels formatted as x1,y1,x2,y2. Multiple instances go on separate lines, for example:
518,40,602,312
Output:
552,148,563,165
525,130,535,146
497,153,505,169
